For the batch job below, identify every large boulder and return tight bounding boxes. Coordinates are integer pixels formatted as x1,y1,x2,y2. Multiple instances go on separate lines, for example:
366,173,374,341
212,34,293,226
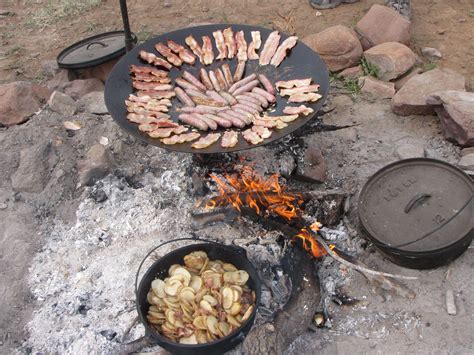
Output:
356,4,411,49
63,79,104,100
364,42,416,81
427,90,474,147
303,25,363,72
0,81,50,126
391,68,466,116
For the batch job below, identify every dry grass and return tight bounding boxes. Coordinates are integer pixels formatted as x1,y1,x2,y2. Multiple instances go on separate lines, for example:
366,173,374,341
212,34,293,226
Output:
24,0,102,28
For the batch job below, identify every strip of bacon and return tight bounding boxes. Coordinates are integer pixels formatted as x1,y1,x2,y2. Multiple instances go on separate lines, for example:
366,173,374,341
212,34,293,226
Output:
221,130,239,148
129,65,168,77
148,126,188,138
185,35,204,63
136,90,176,99
223,27,236,59
283,105,314,116
242,129,263,145
138,50,172,70
270,36,298,67
192,133,221,149
252,125,272,139
279,85,320,96
235,30,248,62
201,35,214,65
215,68,228,90
132,82,173,91
132,73,171,83
247,31,261,60
154,43,183,67
127,105,169,115
127,95,171,106
162,132,201,145
212,30,227,60
259,31,281,66
127,113,170,124
262,114,299,122
167,40,196,65
275,78,312,89
288,93,322,103
126,101,169,113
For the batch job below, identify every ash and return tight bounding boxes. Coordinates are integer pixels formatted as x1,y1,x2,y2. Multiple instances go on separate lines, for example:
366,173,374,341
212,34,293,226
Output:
24,153,196,353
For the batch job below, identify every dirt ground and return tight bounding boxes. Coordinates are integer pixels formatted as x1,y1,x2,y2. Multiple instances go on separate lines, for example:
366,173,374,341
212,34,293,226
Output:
0,0,473,354
0,0,473,88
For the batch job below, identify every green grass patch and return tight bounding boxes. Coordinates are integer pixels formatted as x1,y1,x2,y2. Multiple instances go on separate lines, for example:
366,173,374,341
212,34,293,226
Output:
424,62,438,71
25,0,102,28
361,57,379,78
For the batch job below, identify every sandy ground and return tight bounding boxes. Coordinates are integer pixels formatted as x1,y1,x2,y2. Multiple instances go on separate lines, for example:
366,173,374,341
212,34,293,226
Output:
0,0,473,354
0,0,473,88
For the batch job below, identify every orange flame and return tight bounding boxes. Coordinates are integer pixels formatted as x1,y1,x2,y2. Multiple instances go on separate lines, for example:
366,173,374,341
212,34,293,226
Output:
292,223,335,259
206,166,303,221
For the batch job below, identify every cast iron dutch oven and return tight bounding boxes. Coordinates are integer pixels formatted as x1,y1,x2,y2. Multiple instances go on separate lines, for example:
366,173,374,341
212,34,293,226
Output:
358,158,473,269
135,238,262,354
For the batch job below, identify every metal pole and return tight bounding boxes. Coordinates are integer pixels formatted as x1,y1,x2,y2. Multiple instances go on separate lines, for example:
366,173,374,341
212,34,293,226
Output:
119,0,134,52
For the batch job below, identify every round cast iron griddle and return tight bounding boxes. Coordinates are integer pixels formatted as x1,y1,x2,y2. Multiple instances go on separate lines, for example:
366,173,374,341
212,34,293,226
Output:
105,24,329,154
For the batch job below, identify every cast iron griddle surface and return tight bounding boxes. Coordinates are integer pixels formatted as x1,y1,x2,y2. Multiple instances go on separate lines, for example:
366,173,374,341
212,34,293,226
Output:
105,24,329,154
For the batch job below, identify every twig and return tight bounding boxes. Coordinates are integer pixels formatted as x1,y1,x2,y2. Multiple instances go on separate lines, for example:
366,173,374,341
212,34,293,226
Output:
308,230,418,281
121,315,139,342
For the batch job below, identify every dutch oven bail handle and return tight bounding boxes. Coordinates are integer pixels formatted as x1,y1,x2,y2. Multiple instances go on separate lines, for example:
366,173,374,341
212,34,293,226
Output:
134,237,247,297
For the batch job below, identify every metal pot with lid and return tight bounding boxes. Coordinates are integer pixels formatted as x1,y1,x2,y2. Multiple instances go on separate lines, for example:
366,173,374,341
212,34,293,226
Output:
358,158,473,269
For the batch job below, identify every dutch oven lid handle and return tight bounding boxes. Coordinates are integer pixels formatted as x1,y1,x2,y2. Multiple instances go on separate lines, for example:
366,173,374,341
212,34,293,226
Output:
134,237,243,297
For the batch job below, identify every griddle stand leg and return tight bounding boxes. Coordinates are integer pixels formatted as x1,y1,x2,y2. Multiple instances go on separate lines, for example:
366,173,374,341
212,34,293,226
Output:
120,0,134,52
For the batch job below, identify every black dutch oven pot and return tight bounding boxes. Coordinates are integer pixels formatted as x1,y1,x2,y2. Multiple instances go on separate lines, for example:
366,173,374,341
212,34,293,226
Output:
134,238,262,354
358,158,473,269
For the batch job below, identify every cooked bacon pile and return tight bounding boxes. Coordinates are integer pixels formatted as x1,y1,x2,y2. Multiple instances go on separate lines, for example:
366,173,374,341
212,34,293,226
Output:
124,27,322,150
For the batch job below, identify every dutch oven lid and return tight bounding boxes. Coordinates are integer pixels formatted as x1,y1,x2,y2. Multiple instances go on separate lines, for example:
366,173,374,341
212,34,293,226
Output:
57,30,136,69
359,158,473,253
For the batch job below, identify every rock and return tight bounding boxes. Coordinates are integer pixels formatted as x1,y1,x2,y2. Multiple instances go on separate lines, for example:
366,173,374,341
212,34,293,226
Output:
359,76,395,98
339,65,364,80
446,290,456,315
63,79,104,100
41,60,60,78
303,25,363,71
73,59,119,83
391,68,466,116
458,154,474,170
48,91,76,116
279,152,296,178
11,142,52,193
394,67,422,91
63,121,82,131
77,91,108,114
364,42,416,81
46,69,71,92
355,4,411,49
427,91,474,147
394,143,425,159
0,81,50,126
0,203,7,210
421,47,442,61
90,188,108,203
78,144,114,186
295,142,327,183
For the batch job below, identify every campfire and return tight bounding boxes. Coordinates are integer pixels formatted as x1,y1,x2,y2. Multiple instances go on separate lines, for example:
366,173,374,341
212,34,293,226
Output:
204,165,334,259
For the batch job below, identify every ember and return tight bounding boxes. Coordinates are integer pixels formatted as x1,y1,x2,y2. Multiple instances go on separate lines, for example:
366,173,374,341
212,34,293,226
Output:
206,166,304,221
